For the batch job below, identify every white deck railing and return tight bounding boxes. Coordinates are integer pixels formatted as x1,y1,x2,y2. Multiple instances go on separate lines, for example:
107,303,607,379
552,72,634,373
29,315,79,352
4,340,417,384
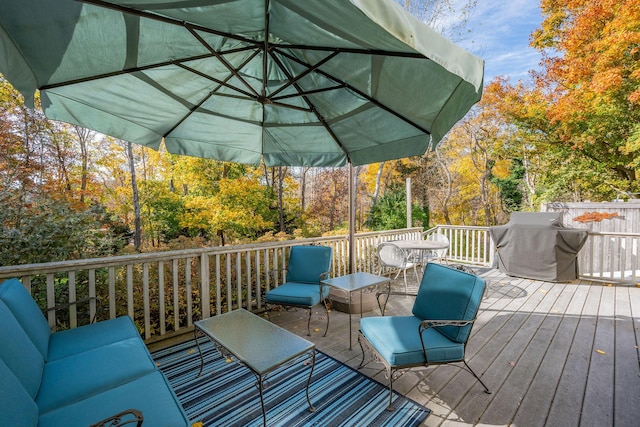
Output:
0,225,635,342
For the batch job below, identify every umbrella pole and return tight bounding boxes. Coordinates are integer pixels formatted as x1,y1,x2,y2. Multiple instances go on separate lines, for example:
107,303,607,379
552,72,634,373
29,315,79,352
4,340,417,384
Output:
349,162,356,274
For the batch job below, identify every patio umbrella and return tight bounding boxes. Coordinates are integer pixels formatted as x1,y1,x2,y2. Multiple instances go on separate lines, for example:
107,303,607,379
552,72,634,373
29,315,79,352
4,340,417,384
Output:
0,0,484,270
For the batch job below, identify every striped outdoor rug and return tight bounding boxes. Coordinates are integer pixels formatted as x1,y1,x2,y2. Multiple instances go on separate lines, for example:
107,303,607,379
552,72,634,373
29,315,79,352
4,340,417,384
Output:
152,338,430,426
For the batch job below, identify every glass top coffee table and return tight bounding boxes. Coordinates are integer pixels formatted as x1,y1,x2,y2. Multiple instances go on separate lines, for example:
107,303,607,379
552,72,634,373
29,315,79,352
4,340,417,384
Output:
321,272,390,350
194,309,315,426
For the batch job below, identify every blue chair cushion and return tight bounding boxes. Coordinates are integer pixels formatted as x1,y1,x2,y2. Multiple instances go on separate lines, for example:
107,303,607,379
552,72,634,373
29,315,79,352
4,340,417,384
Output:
0,300,44,399
286,246,332,284
360,315,464,367
0,278,51,359
47,316,141,361
265,282,329,307
0,357,39,427
412,263,485,344
36,336,156,414
38,371,189,427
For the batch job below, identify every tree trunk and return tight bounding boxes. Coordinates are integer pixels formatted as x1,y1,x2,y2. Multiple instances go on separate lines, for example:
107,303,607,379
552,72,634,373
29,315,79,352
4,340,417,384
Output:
72,126,92,203
435,149,453,224
126,141,142,252
372,162,385,204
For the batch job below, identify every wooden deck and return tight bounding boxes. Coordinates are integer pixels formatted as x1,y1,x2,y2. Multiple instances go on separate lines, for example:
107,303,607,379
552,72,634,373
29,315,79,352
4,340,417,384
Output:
264,267,640,427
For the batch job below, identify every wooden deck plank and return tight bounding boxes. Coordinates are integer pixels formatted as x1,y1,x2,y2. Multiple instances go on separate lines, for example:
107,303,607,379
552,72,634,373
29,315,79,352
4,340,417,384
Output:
582,284,616,426
546,282,600,426
613,286,640,426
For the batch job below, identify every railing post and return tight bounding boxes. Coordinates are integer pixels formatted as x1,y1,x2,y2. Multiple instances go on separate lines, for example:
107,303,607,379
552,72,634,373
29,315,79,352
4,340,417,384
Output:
200,253,210,319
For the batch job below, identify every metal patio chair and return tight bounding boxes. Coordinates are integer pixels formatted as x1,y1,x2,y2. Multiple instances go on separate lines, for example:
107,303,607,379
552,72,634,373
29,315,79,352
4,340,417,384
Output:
376,242,418,294
265,245,332,336
358,262,490,411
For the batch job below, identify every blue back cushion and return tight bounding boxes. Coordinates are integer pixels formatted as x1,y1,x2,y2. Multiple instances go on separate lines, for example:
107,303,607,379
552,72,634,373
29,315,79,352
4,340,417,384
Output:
412,263,485,344
0,357,38,427
0,279,51,359
0,300,45,399
286,246,332,284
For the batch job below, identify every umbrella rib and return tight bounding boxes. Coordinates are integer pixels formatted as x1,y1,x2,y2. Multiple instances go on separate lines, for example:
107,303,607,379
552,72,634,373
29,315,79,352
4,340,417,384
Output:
77,0,261,46
274,43,427,59
269,50,350,160
175,55,259,100
272,84,346,101
39,53,213,90
276,48,432,137
38,46,254,90
269,51,340,99
185,26,260,98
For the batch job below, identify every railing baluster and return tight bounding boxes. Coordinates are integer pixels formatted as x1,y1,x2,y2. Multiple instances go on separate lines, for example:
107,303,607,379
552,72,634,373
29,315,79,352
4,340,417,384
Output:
46,273,55,329
186,258,193,326
236,252,242,310
143,263,150,340
108,267,116,319
69,271,77,328
225,254,232,312
215,254,221,316
89,269,96,323
127,265,134,319
173,259,180,331
255,251,262,310
245,251,251,310
201,254,210,319
158,261,165,336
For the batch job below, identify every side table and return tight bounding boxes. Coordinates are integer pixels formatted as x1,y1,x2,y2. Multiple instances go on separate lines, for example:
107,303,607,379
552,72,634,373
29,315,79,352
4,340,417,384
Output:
321,272,390,350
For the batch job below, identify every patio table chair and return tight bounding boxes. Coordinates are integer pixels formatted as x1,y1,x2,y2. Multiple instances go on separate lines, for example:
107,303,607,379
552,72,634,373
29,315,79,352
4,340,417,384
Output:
265,245,332,336
358,262,490,411
376,242,418,294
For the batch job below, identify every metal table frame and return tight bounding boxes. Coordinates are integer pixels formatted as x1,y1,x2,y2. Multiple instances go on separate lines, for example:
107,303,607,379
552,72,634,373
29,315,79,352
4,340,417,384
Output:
321,272,390,350
194,309,315,426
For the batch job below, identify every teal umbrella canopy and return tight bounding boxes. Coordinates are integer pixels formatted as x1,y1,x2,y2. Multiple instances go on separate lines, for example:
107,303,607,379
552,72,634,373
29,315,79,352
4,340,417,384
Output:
0,0,484,167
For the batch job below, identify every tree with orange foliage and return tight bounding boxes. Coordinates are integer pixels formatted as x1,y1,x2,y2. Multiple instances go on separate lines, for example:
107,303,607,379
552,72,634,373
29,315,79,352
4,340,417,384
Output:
531,0,640,198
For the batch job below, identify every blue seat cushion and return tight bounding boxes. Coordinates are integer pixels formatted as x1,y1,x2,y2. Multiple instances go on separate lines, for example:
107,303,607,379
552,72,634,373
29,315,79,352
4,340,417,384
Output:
47,316,141,361
0,278,51,359
0,357,38,427
0,300,44,399
36,336,156,414
360,315,464,367
265,282,329,307
38,371,189,427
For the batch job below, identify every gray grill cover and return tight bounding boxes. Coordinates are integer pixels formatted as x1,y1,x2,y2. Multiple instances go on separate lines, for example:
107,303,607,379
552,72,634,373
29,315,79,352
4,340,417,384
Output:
490,212,588,282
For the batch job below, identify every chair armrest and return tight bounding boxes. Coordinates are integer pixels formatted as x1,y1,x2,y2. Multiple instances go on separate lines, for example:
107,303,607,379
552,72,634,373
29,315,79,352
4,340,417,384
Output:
89,409,143,427
43,296,102,324
417,318,476,364
419,319,474,330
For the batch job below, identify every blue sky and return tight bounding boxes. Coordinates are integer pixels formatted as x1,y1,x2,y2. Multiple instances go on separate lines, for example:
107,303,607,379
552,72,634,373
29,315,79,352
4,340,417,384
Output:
452,0,544,83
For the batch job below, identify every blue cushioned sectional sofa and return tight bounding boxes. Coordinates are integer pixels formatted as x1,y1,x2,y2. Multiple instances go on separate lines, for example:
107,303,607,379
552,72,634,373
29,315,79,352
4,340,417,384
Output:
0,278,189,427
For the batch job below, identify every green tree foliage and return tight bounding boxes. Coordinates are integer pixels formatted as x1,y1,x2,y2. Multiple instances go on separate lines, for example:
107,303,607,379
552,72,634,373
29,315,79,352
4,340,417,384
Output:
490,159,525,213
367,186,428,230
530,0,640,199
0,190,125,265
